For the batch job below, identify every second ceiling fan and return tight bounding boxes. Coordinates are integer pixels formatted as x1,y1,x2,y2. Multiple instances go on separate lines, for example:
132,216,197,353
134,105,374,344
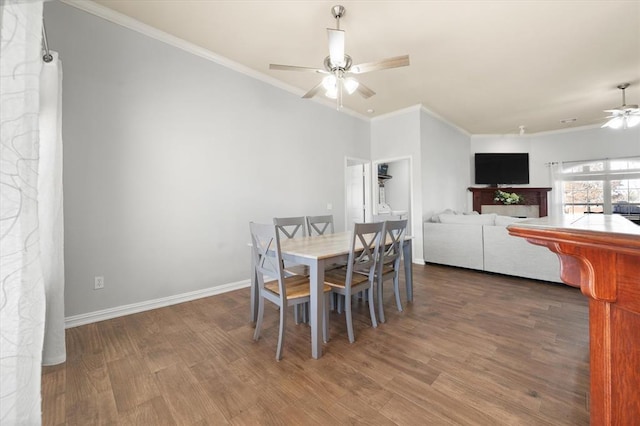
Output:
269,5,410,109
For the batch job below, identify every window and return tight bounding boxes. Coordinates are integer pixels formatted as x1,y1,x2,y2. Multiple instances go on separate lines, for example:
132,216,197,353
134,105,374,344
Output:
555,157,640,219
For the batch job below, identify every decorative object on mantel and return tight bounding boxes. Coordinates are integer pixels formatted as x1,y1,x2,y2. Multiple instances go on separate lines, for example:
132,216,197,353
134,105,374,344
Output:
468,187,552,217
494,190,524,205
601,83,640,129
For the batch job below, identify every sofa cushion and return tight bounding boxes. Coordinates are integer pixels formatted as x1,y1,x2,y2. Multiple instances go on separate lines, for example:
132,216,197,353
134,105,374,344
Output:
423,222,484,270
483,225,562,283
495,215,529,226
439,213,496,225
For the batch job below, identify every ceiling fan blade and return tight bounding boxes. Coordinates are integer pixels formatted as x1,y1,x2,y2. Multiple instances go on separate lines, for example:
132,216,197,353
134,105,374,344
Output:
355,81,376,99
327,28,345,67
302,82,324,99
350,55,410,74
270,63,326,73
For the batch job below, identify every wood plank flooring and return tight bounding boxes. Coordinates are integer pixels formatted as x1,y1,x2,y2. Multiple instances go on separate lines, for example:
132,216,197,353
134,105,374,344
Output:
42,264,590,425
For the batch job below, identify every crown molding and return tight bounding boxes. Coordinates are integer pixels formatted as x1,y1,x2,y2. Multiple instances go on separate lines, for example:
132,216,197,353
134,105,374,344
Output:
420,105,472,137
371,104,472,138
58,0,368,122
471,122,610,139
370,104,422,122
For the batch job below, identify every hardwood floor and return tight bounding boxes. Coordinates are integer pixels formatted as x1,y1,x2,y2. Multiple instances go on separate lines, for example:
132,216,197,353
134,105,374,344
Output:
42,264,590,425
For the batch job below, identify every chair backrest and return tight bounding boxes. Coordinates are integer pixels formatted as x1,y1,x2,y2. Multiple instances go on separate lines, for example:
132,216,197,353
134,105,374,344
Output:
306,215,335,236
249,222,286,299
346,222,384,286
380,219,408,271
273,216,307,239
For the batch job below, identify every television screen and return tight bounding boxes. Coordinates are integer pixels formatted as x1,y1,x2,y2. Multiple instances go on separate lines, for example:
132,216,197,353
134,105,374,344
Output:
475,153,529,186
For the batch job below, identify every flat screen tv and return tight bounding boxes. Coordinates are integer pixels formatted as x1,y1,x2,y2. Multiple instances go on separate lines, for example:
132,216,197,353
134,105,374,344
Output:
475,153,529,186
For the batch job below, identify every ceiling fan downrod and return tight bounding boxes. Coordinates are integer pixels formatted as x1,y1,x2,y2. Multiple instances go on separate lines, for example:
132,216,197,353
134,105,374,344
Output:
331,5,345,29
618,83,629,107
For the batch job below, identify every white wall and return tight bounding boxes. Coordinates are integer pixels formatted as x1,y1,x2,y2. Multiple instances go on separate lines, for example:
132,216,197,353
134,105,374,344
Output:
45,2,370,317
370,107,423,261
472,125,640,188
420,108,471,219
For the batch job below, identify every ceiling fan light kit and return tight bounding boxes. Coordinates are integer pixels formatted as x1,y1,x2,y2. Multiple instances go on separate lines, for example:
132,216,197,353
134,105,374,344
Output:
269,5,410,110
601,83,640,130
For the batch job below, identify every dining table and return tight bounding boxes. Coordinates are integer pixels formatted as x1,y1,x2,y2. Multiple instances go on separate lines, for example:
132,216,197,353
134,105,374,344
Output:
250,231,414,359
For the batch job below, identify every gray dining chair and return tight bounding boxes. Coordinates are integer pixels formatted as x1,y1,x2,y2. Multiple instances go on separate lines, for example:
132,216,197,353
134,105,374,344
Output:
323,222,384,343
306,215,335,236
273,216,309,323
250,222,331,360
273,216,307,239
306,214,343,311
375,219,408,323
273,216,309,277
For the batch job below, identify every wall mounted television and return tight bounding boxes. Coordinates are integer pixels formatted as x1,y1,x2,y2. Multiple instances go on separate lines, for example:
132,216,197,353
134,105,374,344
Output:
474,153,529,186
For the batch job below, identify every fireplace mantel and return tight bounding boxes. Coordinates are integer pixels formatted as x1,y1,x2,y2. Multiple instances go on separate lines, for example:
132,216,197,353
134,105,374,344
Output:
468,187,552,217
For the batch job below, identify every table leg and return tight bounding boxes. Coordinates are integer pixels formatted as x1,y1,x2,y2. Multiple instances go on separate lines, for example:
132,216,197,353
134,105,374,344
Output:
309,259,325,359
403,240,413,302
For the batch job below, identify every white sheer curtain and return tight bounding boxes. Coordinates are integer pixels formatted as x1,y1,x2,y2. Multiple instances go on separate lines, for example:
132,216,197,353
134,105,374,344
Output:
549,161,565,218
39,50,65,366
1,1,65,424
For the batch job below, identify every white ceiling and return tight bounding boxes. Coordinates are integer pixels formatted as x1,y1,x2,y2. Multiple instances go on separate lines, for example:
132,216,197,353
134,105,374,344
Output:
89,0,640,134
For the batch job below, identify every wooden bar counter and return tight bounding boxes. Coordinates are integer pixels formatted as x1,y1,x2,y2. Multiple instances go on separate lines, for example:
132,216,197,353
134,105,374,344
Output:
508,214,640,425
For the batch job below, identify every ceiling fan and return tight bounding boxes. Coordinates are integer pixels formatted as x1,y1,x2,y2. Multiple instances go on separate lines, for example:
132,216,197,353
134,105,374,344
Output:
269,5,410,109
601,83,640,129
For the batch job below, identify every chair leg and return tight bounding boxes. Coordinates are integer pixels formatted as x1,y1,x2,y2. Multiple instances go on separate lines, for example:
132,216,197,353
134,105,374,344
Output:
294,305,300,324
344,292,355,344
253,296,265,341
367,283,378,329
394,273,403,312
377,276,386,324
276,302,286,361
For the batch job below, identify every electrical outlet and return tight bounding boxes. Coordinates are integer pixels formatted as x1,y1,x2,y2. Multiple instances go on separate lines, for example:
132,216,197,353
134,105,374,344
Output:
327,203,333,210
94,276,104,290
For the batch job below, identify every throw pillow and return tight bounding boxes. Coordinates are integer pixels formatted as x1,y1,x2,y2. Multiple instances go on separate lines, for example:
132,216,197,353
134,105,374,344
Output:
430,208,456,222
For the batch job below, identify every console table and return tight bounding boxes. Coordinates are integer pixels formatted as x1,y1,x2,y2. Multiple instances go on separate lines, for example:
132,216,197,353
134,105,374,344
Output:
468,187,551,217
508,215,640,425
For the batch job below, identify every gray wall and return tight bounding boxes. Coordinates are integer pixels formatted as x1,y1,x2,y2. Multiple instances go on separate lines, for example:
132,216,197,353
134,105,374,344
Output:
420,109,471,219
46,2,638,319
370,108,424,261
45,2,370,317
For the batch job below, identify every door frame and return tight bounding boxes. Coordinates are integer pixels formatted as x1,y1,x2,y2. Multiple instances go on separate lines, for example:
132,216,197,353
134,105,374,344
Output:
372,156,413,233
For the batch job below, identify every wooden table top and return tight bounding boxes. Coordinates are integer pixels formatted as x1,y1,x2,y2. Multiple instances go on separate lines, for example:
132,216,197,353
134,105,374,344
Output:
279,231,412,260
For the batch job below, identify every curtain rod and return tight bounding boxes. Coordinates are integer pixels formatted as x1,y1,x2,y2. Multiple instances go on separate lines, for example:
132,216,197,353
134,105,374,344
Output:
42,18,53,63
546,155,638,166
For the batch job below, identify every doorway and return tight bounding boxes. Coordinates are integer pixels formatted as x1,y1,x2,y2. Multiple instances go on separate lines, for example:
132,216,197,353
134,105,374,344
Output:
372,157,412,234
345,157,372,230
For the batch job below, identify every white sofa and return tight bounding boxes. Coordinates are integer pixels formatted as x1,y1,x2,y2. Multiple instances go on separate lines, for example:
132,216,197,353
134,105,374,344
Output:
423,212,562,283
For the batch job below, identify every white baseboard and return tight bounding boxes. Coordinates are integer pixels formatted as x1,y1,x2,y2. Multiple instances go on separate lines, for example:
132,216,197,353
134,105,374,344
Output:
65,279,251,328
414,258,425,265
